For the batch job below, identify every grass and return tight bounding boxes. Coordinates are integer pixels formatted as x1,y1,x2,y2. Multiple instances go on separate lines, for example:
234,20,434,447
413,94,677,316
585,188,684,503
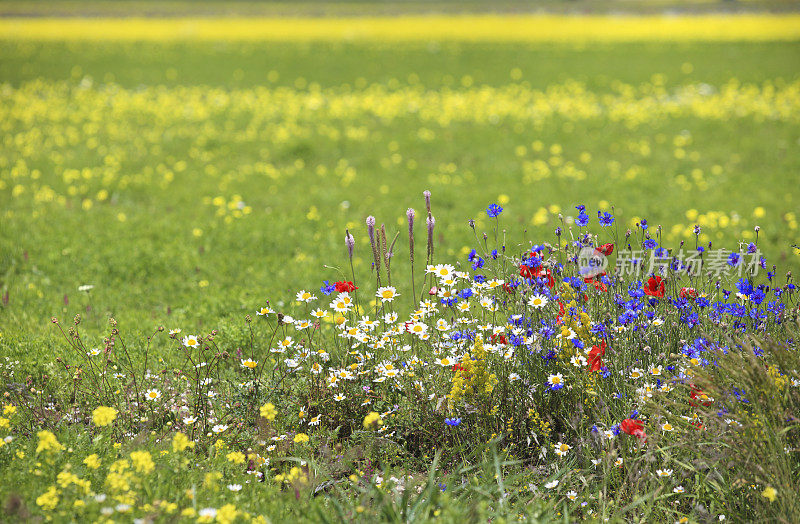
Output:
1,38,798,358
0,11,799,523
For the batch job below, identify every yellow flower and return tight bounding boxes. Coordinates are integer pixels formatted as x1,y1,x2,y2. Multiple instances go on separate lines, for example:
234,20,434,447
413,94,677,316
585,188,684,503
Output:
204,471,223,489
35,486,59,511
92,406,118,427
172,431,195,452
226,451,246,465
294,433,309,443
36,430,64,455
130,450,155,474
3,404,16,416
762,486,777,502
216,504,238,524
259,402,277,421
363,412,382,429
84,454,101,470
0,418,9,429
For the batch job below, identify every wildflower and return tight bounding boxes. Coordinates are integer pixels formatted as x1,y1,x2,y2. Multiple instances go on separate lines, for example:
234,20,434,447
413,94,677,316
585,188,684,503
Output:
92,406,118,427
643,276,665,298
198,508,217,519
182,335,200,348
566,490,578,501
240,359,258,369
130,450,155,474
335,281,357,293
547,373,565,390
295,290,317,302
673,486,685,494
436,356,456,367
294,433,309,443
172,432,194,452
363,412,383,429
554,442,571,457
528,294,548,309
145,389,161,401
587,340,606,372
84,454,101,469
486,204,503,218
376,286,399,302
36,430,64,455
36,486,59,511
598,211,614,226
212,424,229,433
656,468,673,477
620,418,647,442
227,451,246,464
544,479,559,489
227,484,242,492
661,422,675,432
334,393,346,402
183,416,197,425
762,486,777,502
445,417,461,426
260,403,277,421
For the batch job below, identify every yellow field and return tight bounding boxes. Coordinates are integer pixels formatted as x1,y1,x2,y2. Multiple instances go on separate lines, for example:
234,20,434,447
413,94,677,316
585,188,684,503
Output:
1,14,799,42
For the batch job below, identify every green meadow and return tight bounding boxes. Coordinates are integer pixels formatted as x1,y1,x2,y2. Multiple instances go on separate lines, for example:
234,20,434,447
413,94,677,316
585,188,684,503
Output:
2,39,799,361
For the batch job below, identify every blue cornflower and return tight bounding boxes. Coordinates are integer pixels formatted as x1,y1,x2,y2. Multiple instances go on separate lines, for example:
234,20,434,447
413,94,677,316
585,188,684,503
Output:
458,288,473,300
576,212,590,227
598,211,614,227
640,219,648,230
735,278,753,296
486,204,503,218
445,417,462,427
472,257,485,270
643,238,658,250
491,249,499,260
468,249,477,261
728,253,741,267
320,280,336,295
747,242,757,254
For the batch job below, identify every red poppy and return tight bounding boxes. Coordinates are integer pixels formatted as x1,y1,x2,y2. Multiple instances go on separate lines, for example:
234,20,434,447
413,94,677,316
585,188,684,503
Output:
643,276,665,298
598,243,614,256
490,334,508,345
587,340,606,372
620,418,647,441
584,277,608,292
555,301,566,324
335,281,358,293
519,257,555,288
689,384,712,407
679,287,697,299
452,363,464,372
502,283,515,294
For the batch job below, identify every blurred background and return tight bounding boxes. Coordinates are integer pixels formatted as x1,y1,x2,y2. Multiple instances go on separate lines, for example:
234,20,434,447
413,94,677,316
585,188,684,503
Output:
1,0,799,355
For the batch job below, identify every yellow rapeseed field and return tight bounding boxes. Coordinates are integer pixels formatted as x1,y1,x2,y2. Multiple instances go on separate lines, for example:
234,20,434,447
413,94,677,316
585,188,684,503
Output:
1,14,799,42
